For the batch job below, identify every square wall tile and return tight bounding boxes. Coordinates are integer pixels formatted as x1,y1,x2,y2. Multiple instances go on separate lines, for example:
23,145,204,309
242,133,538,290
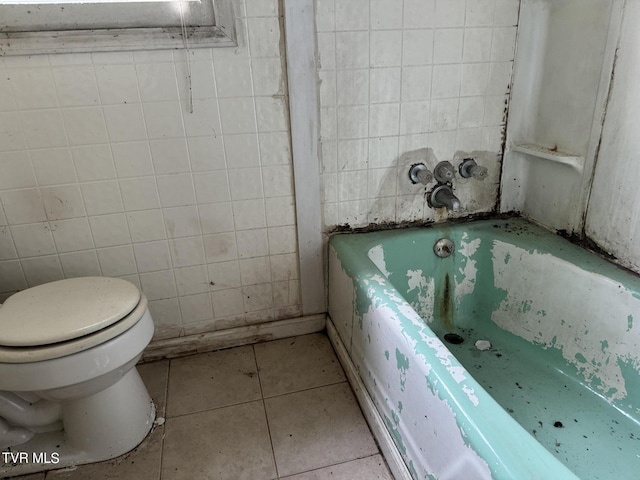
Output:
112,141,154,178
232,199,266,231
156,173,196,208
62,107,109,146
134,240,172,273
59,250,102,278
403,0,435,28
370,31,403,68
247,17,282,58
52,66,100,107
9,67,58,110
140,269,177,301
402,29,434,66
188,136,227,171
41,185,86,220
103,104,147,142
95,64,140,104
336,32,369,69
215,57,254,98
335,0,369,30
179,292,214,323
174,265,210,296
183,98,223,137
11,223,56,258
211,287,245,317
51,218,94,253
0,112,26,152
236,228,268,259
199,202,234,234
21,255,64,286
97,245,137,277
127,209,167,243
150,138,190,174
193,171,231,204
0,151,36,189
21,109,68,149
207,260,241,290
203,232,238,263
169,236,206,268
72,144,117,182
81,180,123,216
0,227,17,261
0,189,46,224
136,62,180,102
119,177,161,211
144,102,185,140
0,260,27,292
89,213,131,248
224,133,260,169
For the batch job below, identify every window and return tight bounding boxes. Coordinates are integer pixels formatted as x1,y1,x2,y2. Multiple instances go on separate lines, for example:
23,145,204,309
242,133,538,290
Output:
0,0,236,55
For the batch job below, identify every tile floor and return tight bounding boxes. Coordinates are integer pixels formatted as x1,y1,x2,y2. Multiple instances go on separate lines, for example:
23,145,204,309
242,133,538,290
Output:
12,333,393,480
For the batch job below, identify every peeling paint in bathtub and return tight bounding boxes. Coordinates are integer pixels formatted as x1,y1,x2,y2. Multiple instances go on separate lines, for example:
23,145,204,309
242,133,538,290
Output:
406,269,435,322
491,240,640,405
369,244,391,278
396,348,409,392
462,385,479,407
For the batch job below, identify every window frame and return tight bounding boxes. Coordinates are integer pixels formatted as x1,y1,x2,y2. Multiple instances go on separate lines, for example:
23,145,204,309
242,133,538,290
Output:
0,0,237,55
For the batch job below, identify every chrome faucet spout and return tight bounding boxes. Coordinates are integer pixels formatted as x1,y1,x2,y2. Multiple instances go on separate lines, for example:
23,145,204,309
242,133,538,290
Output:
429,184,462,212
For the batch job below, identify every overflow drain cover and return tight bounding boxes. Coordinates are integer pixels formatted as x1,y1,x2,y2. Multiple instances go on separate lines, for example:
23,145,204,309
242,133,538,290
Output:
434,238,454,258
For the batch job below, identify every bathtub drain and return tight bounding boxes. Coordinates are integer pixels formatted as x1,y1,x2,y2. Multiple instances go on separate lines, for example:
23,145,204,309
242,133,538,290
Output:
444,333,464,344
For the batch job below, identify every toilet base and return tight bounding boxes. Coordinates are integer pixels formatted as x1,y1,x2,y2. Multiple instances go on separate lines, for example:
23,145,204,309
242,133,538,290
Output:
0,368,155,476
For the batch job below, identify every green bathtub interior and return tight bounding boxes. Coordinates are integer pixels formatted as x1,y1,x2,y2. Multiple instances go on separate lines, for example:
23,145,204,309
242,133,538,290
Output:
330,218,640,480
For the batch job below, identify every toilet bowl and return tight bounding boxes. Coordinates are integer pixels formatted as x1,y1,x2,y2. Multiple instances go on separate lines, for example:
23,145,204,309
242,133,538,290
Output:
0,277,156,476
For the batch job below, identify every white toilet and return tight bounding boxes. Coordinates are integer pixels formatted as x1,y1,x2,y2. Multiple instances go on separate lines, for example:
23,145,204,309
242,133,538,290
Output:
0,277,156,476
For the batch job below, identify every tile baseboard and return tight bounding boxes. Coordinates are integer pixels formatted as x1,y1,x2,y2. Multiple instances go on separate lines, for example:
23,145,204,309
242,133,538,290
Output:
141,314,326,363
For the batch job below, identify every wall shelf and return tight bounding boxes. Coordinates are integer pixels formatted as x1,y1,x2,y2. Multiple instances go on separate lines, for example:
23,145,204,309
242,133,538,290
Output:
512,143,584,171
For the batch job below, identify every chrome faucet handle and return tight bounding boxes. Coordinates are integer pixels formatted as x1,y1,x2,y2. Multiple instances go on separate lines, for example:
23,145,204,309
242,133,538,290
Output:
459,158,488,180
408,163,434,185
433,161,456,183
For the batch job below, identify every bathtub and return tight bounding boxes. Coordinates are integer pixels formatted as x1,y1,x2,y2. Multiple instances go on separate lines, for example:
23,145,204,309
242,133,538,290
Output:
328,218,640,480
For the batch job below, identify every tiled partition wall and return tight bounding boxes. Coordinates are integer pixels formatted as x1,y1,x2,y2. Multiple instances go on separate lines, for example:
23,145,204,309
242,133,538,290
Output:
316,0,520,229
0,1,301,339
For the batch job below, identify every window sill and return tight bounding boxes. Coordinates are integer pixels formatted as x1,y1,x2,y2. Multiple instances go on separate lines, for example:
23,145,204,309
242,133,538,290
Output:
0,25,236,56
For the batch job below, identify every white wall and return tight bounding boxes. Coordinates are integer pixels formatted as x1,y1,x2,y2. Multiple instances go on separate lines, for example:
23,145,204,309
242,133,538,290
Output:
585,0,640,273
0,0,301,340
316,0,520,231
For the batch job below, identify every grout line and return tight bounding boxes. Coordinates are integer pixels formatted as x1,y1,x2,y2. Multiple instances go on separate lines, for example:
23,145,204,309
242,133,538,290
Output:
252,343,280,478
157,358,173,480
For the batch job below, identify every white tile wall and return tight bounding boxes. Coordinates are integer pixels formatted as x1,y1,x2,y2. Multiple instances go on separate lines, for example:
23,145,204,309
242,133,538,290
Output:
317,0,520,229
0,0,301,339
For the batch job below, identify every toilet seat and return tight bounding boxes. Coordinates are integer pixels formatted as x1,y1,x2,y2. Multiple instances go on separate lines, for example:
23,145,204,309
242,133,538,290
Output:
0,278,148,364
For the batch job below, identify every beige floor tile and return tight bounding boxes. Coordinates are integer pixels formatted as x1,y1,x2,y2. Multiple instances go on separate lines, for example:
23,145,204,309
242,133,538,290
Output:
280,455,393,480
45,424,164,480
265,383,378,477
166,345,261,417
254,333,346,397
161,401,276,480
137,359,169,417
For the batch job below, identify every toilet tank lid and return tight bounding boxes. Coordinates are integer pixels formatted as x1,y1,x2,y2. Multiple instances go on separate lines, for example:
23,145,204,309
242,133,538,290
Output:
0,277,141,347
